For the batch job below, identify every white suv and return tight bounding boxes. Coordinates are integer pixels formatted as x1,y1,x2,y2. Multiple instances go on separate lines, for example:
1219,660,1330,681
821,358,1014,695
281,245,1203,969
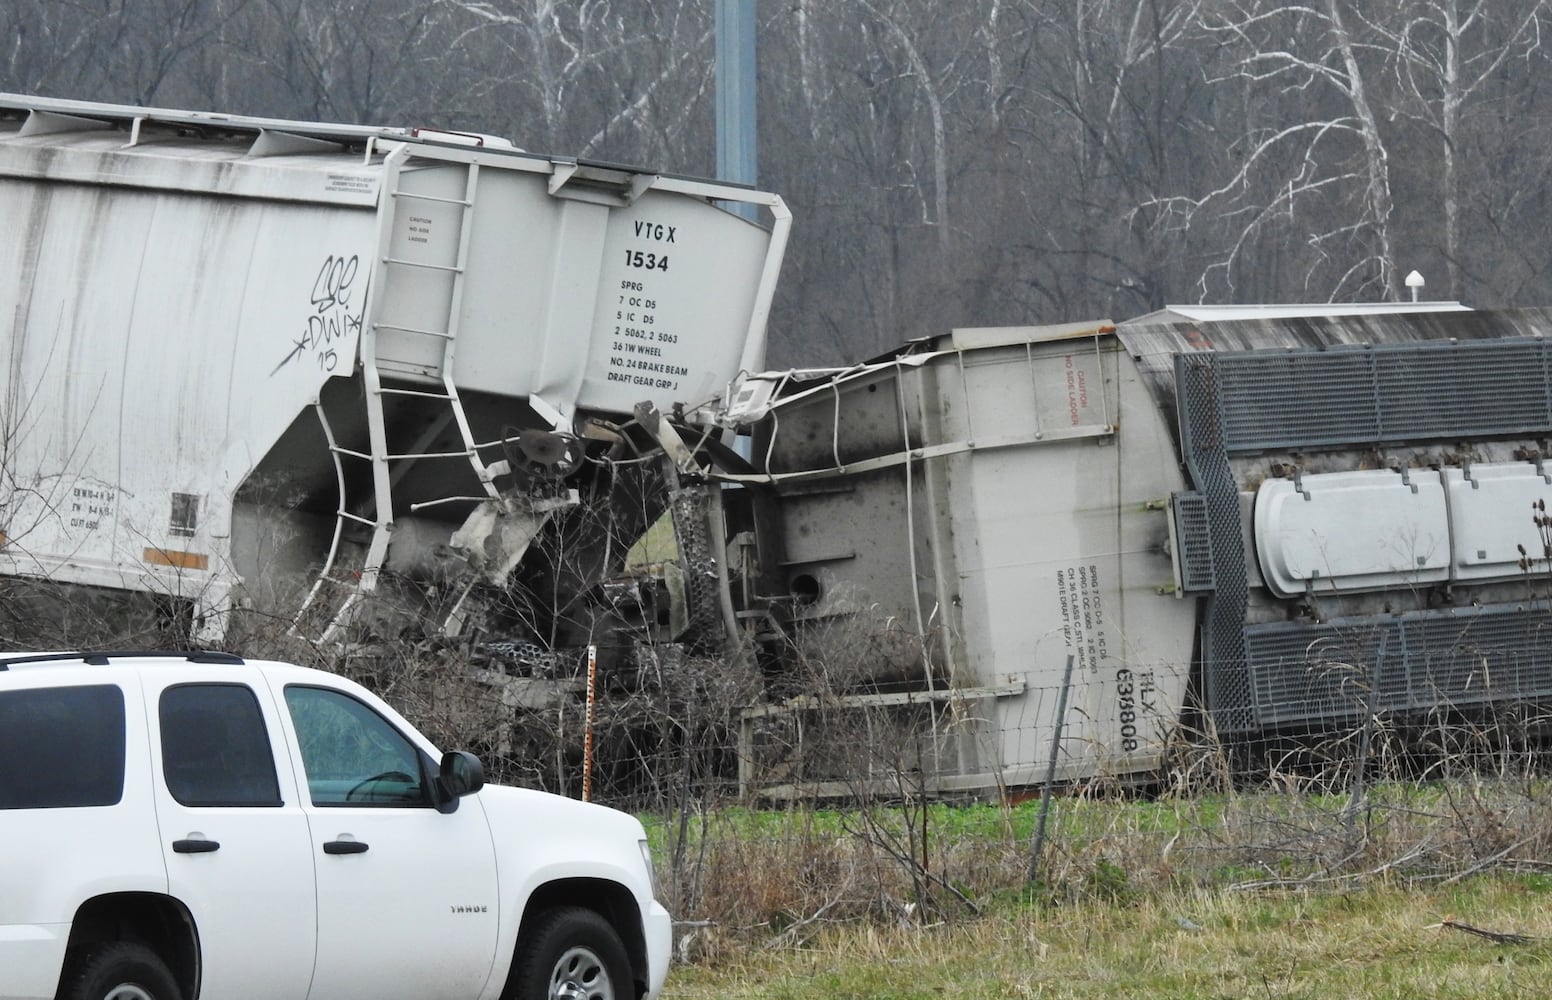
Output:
0,651,671,1000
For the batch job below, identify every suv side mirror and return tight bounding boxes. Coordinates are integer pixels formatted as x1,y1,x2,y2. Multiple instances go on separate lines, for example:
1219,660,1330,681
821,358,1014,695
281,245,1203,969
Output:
432,750,485,814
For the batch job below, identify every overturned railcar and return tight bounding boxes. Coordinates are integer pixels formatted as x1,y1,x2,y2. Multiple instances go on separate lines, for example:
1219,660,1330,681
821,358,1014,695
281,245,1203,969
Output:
724,304,1552,796
0,94,788,644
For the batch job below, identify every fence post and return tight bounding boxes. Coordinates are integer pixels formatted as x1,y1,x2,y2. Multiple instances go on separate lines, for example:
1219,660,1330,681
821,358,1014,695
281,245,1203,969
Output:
583,643,598,802
1028,653,1076,884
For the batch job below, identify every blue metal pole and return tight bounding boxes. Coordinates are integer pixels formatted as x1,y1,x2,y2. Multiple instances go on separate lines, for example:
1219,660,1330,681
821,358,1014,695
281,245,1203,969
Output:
715,0,758,221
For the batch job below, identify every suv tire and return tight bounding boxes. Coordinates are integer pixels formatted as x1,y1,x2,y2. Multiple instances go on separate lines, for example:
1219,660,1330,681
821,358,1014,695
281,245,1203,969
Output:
61,942,182,1000
510,906,631,1000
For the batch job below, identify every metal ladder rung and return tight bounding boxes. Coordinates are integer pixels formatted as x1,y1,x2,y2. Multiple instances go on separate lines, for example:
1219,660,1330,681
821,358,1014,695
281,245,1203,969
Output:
382,256,464,274
373,321,455,340
333,441,471,462
410,495,496,512
384,448,476,461
472,433,524,449
388,189,473,207
374,385,455,400
335,510,376,528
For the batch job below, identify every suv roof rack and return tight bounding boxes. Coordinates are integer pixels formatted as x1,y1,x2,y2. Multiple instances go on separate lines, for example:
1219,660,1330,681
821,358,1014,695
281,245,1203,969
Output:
0,650,246,671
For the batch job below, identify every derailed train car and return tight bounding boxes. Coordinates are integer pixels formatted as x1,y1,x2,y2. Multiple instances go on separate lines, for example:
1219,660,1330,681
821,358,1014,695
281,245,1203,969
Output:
0,93,788,651
715,304,1552,795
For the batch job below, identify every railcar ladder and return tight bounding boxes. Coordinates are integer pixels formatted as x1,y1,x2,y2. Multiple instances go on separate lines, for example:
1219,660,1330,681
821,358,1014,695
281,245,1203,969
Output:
293,147,502,643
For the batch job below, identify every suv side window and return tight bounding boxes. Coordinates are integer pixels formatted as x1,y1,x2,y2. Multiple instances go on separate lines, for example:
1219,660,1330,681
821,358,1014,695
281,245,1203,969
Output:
160,684,283,807
284,686,428,807
0,685,125,809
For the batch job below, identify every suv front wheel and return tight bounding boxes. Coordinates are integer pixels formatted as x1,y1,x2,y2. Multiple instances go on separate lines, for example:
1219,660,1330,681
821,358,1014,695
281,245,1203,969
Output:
61,942,182,1000
510,906,631,1000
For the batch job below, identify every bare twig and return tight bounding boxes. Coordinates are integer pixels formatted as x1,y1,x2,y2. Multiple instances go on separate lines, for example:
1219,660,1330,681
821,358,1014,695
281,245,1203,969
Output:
1434,918,1536,945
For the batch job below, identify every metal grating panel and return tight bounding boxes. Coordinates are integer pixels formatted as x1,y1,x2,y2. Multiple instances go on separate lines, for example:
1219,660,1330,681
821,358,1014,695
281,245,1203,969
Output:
1245,605,1552,727
1212,339,1552,454
1175,354,1254,731
1176,338,1552,734
1244,623,1387,726
1373,343,1550,437
1173,491,1215,593
669,487,725,650
1217,351,1381,448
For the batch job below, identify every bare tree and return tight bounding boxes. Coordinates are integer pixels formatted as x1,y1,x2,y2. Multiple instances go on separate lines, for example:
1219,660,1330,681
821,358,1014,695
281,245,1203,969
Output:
1,1,110,97
760,1,1000,360
415,1,719,167
1010,0,1207,317
227,0,466,123
1378,0,1549,298
1153,0,1403,302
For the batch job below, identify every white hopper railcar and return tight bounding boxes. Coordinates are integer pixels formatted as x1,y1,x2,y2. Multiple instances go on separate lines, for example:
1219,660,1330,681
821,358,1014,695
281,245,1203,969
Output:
0,94,788,641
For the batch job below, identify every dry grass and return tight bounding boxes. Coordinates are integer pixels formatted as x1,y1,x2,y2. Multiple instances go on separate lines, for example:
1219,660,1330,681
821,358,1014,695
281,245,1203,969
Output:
664,877,1552,998
653,777,1552,939
648,772,1552,999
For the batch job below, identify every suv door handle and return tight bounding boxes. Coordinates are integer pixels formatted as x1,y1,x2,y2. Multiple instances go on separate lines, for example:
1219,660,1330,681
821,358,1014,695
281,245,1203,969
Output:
172,838,221,854
323,839,370,855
